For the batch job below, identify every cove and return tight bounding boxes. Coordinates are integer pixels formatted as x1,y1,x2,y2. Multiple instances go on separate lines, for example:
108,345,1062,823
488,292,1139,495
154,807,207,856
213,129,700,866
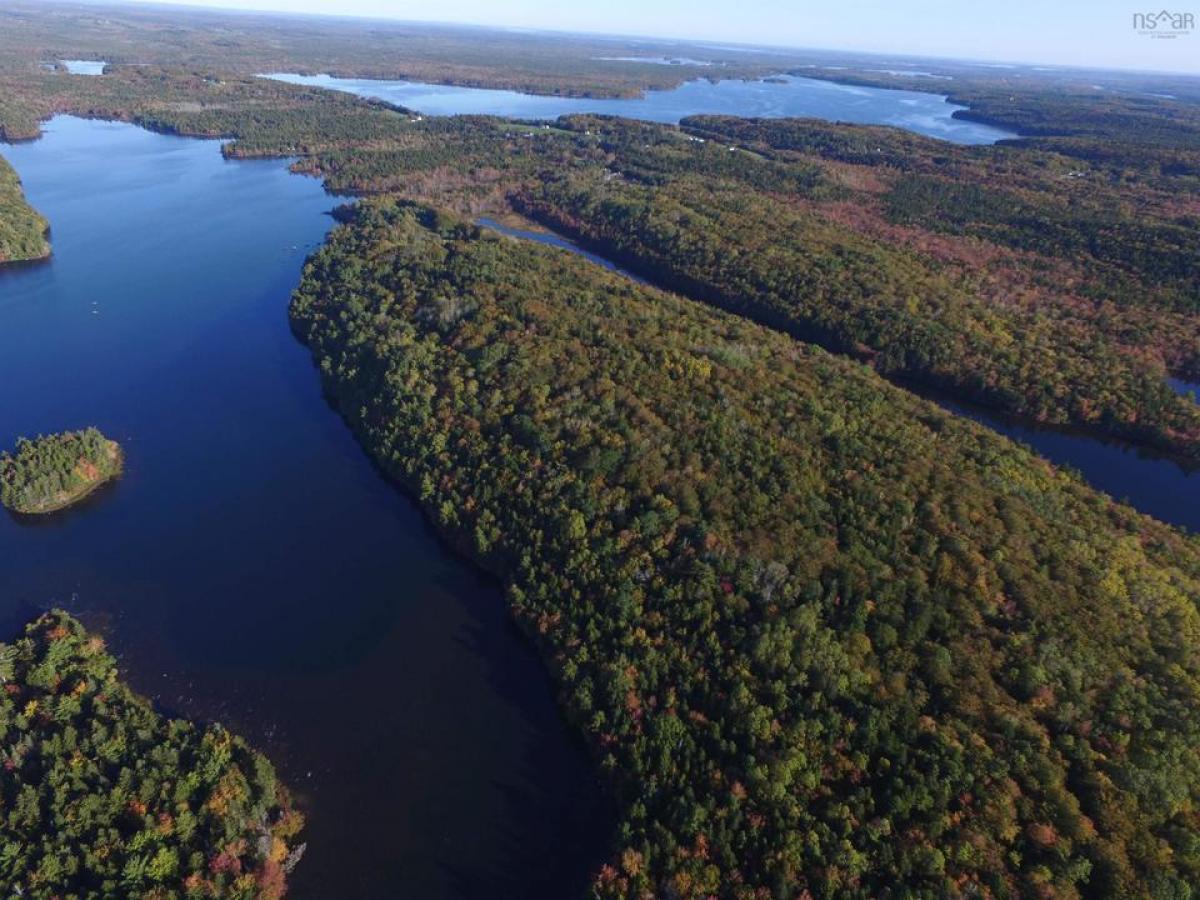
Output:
0,116,607,898
265,72,1017,144
478,217,646,283
916,391,1200,533
1170,377,1200,405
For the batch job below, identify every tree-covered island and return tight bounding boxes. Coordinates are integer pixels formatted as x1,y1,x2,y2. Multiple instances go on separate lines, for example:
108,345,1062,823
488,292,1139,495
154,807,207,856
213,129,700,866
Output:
1,427,123,515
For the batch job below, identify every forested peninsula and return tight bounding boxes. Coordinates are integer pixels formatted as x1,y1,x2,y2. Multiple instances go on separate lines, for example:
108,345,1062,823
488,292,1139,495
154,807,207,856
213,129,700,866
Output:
0,155,49,264
0,611,305,896
517,116,1200,460
2,9,1197,468
2,4,1200,895
10,55,1196,458
291,200,1200,897
1,428,123,515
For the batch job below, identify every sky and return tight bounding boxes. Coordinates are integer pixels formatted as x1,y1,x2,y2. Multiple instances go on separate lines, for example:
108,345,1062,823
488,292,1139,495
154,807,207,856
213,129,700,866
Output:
129,0,1200,74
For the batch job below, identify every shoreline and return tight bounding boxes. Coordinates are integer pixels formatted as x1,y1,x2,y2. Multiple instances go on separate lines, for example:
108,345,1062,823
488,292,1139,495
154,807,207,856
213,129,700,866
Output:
4,442,123,516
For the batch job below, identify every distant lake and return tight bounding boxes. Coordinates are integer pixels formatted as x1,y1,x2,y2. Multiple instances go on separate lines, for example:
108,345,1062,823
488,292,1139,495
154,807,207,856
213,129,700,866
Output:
593,56,718,66
60,59,106,75
868,68,953,80
0,116,606,899
266,72,1016,144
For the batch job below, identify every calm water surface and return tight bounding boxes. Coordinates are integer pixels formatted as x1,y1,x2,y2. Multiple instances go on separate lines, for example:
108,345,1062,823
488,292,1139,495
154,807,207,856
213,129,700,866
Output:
477,217,646,282
922,392,1200,533
266,72,1016,144
60,60,106,75
592,56,718,66
1170,377,1200,404
0,116,606,898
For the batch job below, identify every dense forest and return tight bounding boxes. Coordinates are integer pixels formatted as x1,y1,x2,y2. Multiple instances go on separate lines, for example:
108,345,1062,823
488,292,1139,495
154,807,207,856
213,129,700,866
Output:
31,60,1176,458
291,200,1200,897
1,428,122,515
3,6,1200,896
0,0,796,105
508,117,1200,459
0,611,305,896
0,155,48,264
294,110,1200,459
788,68,1200,151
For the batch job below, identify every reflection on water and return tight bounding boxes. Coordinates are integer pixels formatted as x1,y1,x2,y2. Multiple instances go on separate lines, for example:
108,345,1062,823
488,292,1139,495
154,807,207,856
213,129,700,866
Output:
60,60,106,75
478,217,646,282
1170,377,1200,405
930,393,1200,533
0,116,607,899
266,72,1016,144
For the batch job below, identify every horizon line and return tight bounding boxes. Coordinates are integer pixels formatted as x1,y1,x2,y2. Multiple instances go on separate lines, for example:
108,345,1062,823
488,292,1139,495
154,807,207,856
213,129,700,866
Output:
44,0,1200,79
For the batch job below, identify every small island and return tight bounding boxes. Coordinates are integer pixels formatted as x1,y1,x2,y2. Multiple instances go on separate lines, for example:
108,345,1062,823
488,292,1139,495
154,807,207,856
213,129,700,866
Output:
1,427,123,514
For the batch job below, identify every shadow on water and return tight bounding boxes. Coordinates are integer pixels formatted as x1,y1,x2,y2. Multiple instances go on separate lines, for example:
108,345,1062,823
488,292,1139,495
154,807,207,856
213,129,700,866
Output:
442,598,611,899
478,216,648,284
331,347,618,893
0,598,54,642
286,377,616,898
0,116,609,899
0,253,52,277
4,476,124,528
908,384,1200,533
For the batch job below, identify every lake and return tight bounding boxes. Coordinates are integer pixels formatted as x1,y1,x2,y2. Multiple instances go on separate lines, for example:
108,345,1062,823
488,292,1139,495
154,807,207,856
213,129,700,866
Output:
1170,377,1200,405
265,72,1016,144
0,116,607,899
592,56,718,66
3,108,1194,900
60,59,106,75
931,393,1200,533
478,217,646,282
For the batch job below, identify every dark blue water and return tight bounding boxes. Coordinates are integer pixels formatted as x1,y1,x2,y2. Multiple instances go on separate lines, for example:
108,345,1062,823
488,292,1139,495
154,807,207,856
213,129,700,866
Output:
0,116,605,899
931,394,1200,533
266,72,1015,144
1170,377,1200,404
477,217,646,282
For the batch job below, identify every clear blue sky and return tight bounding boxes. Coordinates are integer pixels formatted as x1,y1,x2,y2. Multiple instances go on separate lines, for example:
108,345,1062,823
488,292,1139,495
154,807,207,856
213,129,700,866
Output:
133,0,1200,74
